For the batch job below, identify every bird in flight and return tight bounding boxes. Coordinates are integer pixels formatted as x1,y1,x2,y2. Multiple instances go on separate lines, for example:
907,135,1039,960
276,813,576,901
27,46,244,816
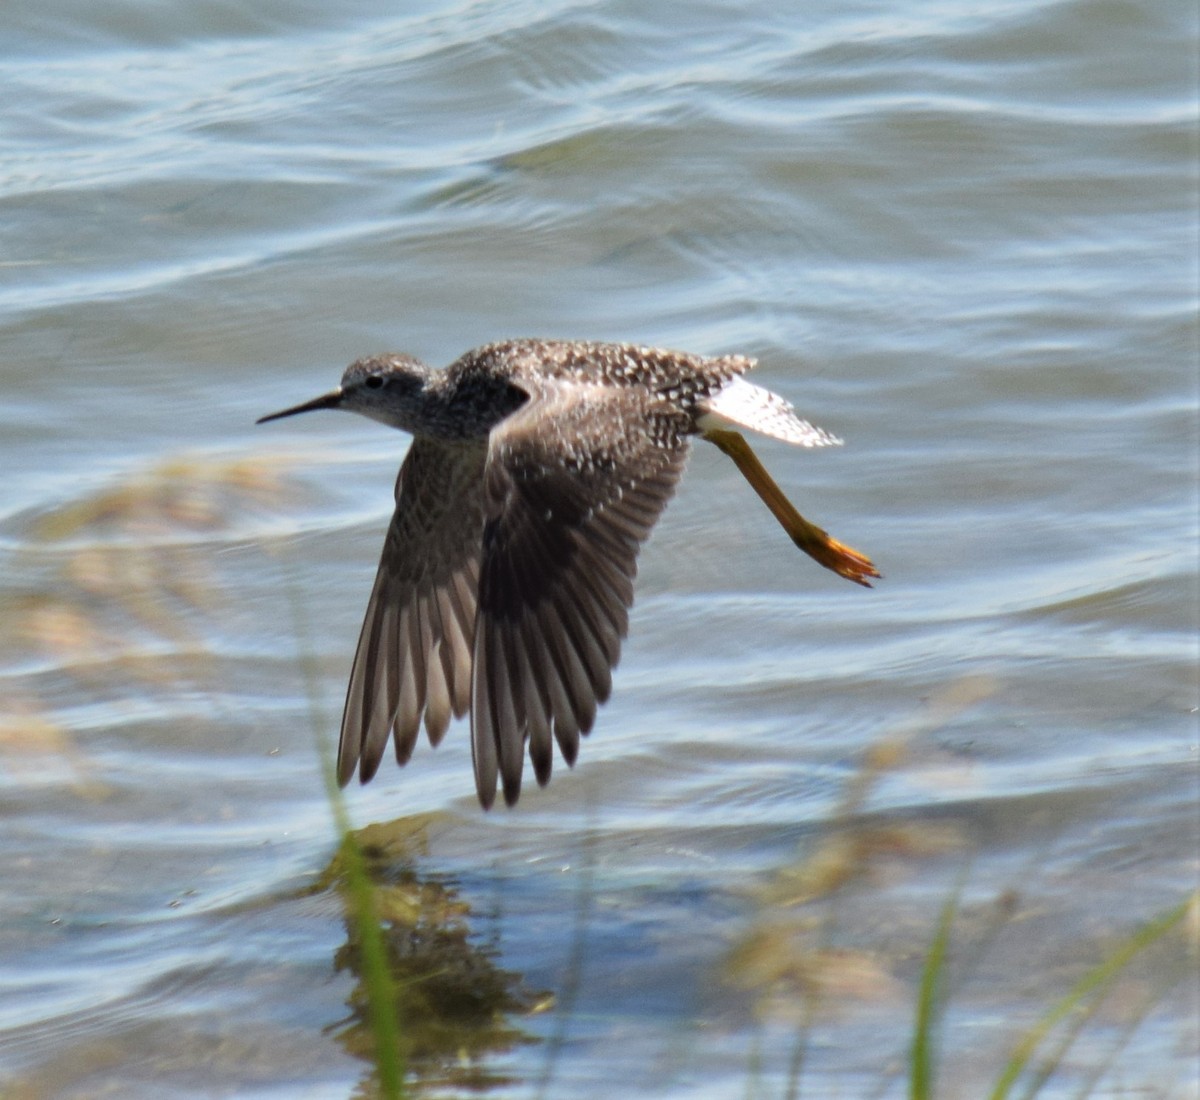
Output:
258,339,878,808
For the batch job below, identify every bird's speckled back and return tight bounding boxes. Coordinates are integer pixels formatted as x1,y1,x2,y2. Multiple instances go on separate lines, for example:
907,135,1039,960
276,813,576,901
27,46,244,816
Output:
452,338,753,403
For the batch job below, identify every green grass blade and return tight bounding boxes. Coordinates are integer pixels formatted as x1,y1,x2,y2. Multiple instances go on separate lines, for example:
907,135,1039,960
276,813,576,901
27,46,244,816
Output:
1068,965,1190,1100
281,563,407,1100
989,895,1194,1100
910,885,961,1100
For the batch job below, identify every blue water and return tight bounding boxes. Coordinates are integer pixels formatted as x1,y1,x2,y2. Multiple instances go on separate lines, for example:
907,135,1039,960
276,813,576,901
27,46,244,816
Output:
1,0,1196,1096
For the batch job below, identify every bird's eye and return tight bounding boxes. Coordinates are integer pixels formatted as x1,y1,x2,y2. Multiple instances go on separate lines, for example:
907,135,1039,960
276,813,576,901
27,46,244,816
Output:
364,374,384,390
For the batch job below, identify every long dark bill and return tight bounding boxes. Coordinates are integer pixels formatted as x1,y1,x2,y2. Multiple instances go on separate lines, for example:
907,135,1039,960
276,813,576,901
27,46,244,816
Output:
256,388,344,424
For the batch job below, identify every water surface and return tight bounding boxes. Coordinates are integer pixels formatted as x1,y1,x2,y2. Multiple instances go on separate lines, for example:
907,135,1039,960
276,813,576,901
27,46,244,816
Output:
2,0,1197,1096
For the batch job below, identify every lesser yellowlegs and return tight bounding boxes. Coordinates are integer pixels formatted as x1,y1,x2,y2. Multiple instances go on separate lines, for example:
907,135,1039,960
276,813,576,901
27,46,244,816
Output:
258,339,878,808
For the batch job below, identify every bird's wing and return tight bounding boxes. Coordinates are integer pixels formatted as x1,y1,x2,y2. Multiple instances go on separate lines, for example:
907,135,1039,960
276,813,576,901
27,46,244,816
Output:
338,437,487,786
472,383,691,808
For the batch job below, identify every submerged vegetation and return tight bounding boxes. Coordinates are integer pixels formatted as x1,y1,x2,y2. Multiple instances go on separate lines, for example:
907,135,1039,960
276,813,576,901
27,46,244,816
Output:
6,454,292,794
3,455,1195,1098
719,686,1198,1099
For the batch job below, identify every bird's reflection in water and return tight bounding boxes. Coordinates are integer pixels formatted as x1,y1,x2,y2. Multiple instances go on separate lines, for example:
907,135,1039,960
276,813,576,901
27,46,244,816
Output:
313,815,552,1095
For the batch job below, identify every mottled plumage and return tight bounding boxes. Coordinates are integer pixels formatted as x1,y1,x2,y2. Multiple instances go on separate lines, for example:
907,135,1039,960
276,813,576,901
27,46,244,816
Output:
258,339,877,808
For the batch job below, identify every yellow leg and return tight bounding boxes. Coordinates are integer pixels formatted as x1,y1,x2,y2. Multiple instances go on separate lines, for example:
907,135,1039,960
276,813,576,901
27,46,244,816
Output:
703,429,880,588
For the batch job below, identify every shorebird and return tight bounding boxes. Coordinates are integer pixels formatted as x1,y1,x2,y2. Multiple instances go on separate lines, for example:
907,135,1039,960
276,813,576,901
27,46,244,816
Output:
258,339,878,808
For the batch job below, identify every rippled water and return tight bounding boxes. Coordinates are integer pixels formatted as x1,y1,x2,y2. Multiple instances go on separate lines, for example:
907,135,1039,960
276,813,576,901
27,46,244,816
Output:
2,0,1197,1096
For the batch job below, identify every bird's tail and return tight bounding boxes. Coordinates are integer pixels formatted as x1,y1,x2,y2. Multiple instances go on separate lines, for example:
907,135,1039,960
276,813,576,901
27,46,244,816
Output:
697,376,842,447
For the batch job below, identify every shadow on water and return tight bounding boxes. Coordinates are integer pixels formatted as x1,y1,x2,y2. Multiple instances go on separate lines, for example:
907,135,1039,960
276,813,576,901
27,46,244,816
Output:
309,816,548,1098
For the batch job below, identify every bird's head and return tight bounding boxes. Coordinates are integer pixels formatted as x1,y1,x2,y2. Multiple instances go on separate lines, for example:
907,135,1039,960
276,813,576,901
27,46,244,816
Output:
256,353,432,431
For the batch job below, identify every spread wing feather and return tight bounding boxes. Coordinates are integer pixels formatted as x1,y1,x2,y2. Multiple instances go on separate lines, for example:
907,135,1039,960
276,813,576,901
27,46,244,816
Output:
471,386,690,807
337,438,486,786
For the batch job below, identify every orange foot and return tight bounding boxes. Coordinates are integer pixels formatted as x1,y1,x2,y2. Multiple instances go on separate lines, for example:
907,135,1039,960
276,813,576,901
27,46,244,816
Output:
791,524,881,588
